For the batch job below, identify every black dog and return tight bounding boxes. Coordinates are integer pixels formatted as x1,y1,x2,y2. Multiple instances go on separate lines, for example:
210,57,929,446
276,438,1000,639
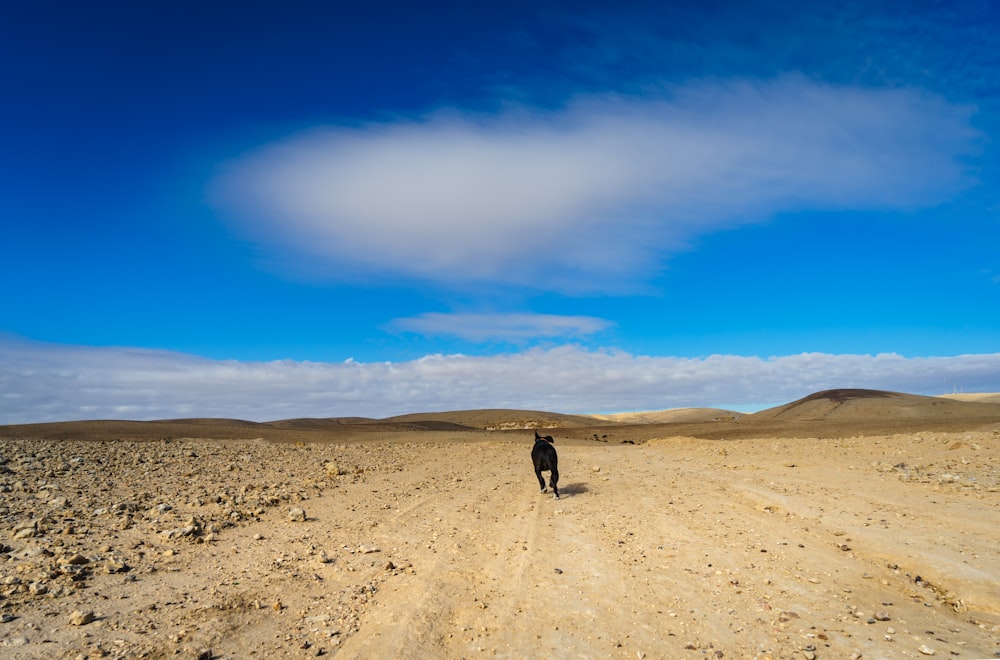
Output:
531,430,559,498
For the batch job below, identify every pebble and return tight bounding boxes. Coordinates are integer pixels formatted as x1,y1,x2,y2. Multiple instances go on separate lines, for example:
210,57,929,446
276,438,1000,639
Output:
13,527,35,540
69,610,95,626
288,507,307,522
918,644,935,655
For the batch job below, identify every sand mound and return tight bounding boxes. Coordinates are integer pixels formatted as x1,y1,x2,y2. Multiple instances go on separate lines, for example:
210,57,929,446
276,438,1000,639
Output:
938,392,1000,404
591,407,744,424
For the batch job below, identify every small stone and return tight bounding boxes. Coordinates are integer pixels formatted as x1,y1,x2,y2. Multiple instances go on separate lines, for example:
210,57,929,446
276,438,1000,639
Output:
554,568,563,574
69,610,95,626
0,613,15,623
104,559,128,574
874,610,891,621
60,553,90,565
288,507,307,522
918,645,935,655
359,545,380,554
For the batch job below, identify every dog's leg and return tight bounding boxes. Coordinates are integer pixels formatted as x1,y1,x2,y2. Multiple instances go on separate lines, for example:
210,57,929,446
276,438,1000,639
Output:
550,466,560,499
535,467,547,493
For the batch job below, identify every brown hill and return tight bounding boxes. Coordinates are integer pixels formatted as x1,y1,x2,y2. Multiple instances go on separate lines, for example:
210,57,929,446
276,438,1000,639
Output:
0,409,596,443
3,392,1000,444
751,388,1000,422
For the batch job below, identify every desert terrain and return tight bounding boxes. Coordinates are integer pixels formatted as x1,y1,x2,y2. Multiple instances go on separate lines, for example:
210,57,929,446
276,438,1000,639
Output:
1,389,999,659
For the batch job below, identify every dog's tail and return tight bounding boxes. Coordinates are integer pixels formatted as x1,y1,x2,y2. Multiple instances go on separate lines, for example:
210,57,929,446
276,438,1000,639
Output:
534,430,554,443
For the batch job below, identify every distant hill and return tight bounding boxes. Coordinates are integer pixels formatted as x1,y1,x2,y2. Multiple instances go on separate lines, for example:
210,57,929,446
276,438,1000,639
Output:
750,388,1000,422
383,409,599,430
3,391,1000,443
590,407,744,424
0,408,600,442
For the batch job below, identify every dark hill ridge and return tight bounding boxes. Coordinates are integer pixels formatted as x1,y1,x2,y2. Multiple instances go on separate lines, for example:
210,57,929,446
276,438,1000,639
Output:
750,388,1000,422
2,391,1000,442
0,409,593,442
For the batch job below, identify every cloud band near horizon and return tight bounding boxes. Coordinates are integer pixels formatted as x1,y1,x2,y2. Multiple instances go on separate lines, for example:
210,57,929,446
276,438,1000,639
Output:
2,336,997,424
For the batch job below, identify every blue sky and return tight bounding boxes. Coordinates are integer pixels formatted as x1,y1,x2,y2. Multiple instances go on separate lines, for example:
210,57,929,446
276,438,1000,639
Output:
2,0,999,423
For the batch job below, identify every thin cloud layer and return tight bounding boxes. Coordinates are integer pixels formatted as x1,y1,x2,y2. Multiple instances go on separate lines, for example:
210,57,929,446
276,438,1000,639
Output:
3,337,998,424
384,312,611,341
212,75,978,292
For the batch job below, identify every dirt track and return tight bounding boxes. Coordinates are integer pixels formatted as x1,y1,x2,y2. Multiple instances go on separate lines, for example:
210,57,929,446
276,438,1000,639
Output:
1,431,998,659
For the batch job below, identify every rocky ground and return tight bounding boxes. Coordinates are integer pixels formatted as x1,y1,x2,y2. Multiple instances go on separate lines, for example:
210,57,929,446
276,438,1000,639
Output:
1,429,998,659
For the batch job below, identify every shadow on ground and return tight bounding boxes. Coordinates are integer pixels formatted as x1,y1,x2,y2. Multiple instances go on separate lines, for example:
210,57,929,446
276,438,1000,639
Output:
558,482,589,496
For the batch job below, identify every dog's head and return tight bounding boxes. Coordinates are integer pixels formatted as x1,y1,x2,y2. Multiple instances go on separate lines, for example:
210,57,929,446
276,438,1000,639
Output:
534,430,555,444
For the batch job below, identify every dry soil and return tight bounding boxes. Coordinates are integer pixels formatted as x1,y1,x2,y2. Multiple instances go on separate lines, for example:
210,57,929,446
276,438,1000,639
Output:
1,425,998,659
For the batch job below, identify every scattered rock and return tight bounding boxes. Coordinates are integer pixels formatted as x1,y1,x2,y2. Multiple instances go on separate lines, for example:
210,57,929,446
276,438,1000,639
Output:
159,524,199,539
69,610,95,626
12,526,35,540
288,507,307,522
59,552,90,565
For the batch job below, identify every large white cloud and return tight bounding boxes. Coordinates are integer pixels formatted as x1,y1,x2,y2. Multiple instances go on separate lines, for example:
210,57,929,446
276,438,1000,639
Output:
2,337,998,424
211,75,978,292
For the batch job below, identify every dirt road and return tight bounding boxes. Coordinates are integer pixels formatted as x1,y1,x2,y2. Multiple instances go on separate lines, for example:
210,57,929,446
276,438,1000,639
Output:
1,432,998,659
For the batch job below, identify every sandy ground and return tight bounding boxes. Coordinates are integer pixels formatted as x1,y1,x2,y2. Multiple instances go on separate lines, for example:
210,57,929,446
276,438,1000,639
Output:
1,430,998,659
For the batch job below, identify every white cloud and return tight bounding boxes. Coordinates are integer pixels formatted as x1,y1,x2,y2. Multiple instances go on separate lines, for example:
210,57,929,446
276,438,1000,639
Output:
2,337,998,424
384,312,611,341
211,75,978,292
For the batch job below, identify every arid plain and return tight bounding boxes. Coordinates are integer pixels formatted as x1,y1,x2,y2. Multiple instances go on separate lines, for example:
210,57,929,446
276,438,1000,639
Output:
1,389,999,659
